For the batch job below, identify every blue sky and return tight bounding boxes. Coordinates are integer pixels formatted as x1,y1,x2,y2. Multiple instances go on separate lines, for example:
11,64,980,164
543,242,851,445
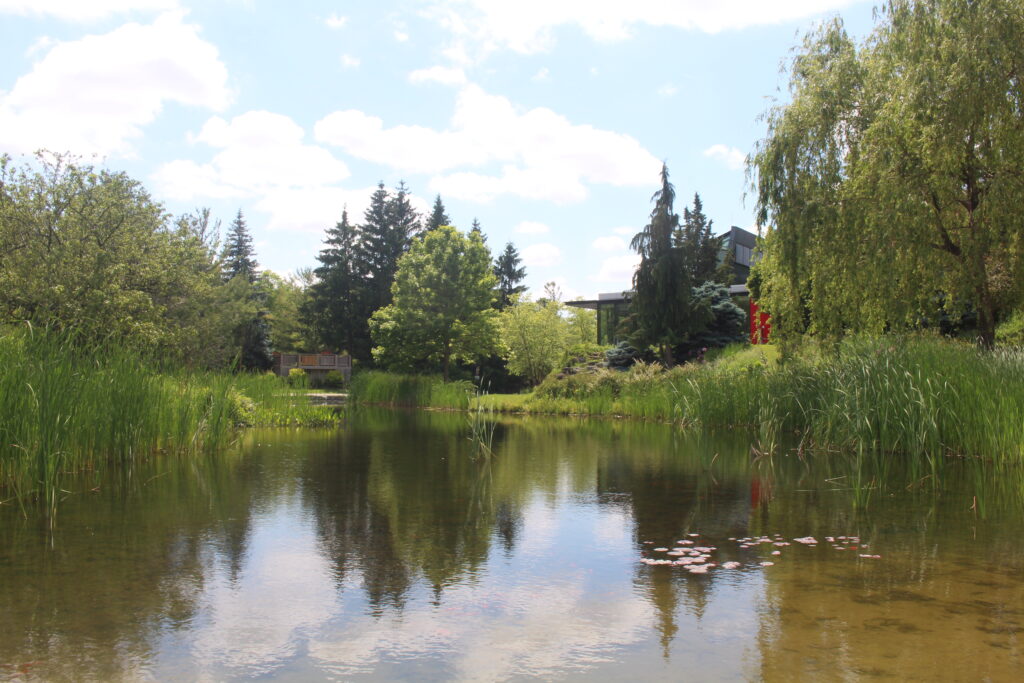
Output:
0,0,875,298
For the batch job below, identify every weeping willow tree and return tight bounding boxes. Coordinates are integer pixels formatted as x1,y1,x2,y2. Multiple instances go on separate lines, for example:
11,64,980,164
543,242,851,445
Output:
751,0,1024,348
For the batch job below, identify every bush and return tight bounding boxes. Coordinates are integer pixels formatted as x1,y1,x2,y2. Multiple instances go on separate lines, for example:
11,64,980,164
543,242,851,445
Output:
996,309,1024,346
320,369,346,389
288,367,308,388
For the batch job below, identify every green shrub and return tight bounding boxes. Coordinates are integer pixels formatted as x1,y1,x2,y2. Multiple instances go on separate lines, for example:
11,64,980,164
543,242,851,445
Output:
996,309,1024,346
288,367,308,388
320,369,346,389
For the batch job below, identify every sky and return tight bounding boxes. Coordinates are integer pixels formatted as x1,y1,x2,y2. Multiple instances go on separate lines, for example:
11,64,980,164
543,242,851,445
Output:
0,0,877,299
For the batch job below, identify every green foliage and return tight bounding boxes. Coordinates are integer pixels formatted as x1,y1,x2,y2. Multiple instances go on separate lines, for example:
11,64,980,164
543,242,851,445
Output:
262,270,314,353
674,282,748,360
680,193,728,284
0,153,227,357
303,184,422,363
221,210,258,283
493,242,527,309
628,164,708,366
288,367,308,388
349,370,471,409
751,3,1024,347
996,309,1024,347
370,226,499,380
321,369,346,389
499,296,573,385
565,302,597,344
606,341,643,369
425,194,450,232
0,327,341,516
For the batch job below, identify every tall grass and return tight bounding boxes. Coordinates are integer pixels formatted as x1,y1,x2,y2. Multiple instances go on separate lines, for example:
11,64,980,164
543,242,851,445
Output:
528,336,1024,463
361,337,1024,464
0,327,340,517
349,370,472,409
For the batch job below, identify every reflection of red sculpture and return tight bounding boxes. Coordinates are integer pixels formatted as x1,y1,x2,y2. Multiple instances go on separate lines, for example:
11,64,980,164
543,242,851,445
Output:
749,299,771,344
750,476,772,507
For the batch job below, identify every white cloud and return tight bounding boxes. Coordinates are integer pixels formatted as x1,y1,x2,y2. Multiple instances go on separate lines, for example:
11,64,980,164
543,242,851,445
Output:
340,54,360,68
394,30,410,42
514,221,550,235
703,143,746,171
532,67,550,82
0,12,229,157
316,84,660,203
521,242,562,268
423,0,866,56
593,253,640,283
657,83,678,97
0,0,177,21
591,236,626,251
155,110,433,234
324,13,347,29
408,65,467,86
154,110,350,202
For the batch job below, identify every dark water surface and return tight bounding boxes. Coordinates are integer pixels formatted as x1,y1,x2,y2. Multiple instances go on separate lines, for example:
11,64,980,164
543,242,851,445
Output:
2,409,1022,681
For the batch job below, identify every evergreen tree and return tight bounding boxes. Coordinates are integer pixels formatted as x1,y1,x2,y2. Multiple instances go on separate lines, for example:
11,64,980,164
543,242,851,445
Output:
679,193,727,284
222,210,259,283
304,208,374,361
493,242,527,309
627,164,706,367
219,209,272,370
426,194,450,232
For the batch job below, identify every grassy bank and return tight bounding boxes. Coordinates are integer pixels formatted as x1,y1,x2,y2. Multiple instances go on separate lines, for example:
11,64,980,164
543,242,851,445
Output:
351,337,1024,463
0,328,340,516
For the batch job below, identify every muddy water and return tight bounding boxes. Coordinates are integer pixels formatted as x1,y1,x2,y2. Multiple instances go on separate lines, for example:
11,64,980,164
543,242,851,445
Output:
1,409,1021,681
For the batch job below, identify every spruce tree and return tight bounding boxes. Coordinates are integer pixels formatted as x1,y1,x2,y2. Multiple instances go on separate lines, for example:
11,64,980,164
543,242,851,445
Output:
220,209,272,370
679,193,726,284
304,208,374,361
494,242,527,309
426,194,450,232
222,210,259,283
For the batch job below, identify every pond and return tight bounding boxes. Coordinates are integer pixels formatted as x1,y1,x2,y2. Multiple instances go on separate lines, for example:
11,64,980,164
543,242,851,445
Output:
1,409,1022,680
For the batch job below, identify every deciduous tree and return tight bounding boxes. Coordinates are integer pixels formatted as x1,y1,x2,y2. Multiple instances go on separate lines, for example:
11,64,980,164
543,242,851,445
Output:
370,226,498,380
751,2,1024,347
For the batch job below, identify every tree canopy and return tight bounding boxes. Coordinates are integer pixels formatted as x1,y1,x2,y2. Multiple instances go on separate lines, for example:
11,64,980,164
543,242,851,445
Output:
751,0,1024,347
370,225,499,380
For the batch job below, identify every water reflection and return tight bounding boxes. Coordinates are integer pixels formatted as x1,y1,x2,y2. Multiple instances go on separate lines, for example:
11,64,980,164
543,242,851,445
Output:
1,409,1022,680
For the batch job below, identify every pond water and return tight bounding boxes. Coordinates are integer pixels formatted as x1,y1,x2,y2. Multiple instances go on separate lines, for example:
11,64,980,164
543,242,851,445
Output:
1,409,1022,681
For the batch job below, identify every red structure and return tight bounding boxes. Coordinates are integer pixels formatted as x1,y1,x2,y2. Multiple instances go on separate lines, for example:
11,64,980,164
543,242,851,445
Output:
749,299,771,344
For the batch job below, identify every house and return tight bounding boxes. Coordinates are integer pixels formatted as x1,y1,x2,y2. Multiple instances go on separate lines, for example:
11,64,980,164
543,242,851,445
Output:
566,226,769,345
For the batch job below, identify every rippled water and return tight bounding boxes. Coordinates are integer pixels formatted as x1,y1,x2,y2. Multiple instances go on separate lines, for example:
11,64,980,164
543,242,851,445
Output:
1,409,1022,681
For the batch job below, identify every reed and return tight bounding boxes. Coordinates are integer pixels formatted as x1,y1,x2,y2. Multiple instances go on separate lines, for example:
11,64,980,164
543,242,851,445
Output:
349,370,472,409
361,336,1024,464
0,327,341,517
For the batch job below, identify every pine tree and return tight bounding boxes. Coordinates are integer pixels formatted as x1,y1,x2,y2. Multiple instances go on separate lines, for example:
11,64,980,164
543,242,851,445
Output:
222,210,259,283
493,242,527,309
426,194,450,232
